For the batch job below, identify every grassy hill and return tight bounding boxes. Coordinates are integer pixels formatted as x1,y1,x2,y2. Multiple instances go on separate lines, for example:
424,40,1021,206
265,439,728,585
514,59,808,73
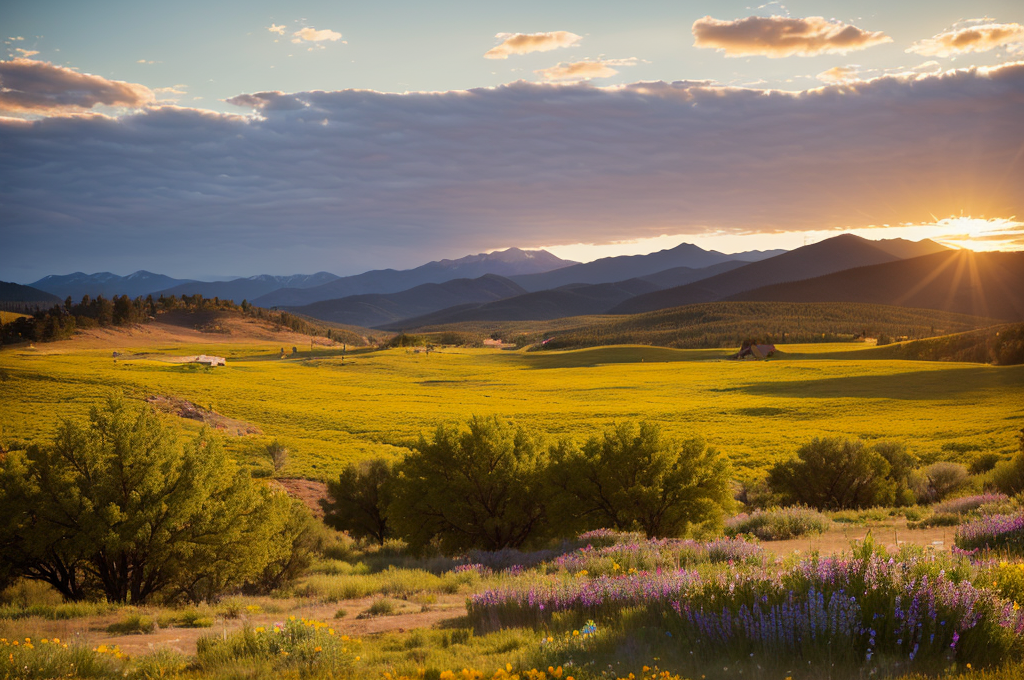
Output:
859,323,1024,365
732,250,1024,321
536,301,1001,352
0,280,61,308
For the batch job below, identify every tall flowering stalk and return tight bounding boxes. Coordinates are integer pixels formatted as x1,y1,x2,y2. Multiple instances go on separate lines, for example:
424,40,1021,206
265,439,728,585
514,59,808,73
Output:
956,513,1024,553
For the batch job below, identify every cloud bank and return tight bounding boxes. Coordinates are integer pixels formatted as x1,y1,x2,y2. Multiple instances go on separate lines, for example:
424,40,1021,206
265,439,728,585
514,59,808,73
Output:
692,15,892,57
908,22,1024,57
3,62,1023,279
0,58,154,115
484,31,581,59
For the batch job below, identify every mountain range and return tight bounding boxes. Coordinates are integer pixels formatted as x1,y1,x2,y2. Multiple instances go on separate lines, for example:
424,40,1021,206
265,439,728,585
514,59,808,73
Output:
373,236,951,329
252,248,576,307
733,250,1024,321
610,236,943,315
507,243,785,292
287,275,527,328
0,281,61,306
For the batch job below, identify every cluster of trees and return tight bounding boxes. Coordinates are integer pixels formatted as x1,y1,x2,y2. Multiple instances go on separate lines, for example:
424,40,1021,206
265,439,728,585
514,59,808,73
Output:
322,418,733,553
536,302,987,352
879,323,1024,366
751,432,1024,511
0,293,349,345
0,398,319,603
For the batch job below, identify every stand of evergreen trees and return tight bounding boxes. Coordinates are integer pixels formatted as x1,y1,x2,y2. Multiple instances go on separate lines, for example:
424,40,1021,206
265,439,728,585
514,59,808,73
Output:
0,293,334,344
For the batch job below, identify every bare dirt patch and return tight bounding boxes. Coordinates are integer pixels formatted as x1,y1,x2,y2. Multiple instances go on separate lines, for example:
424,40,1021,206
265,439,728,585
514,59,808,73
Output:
760,519,955,558
271,478,330,518
146,395,262,436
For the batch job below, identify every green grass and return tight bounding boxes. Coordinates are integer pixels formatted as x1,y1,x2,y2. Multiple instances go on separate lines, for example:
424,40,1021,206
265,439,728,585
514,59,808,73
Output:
2,337,1022,481
295,566,480,602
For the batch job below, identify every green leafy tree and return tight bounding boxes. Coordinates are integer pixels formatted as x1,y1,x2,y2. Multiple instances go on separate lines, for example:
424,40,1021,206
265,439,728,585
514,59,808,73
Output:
873,441,919,505
322,459,396,545
391,416,547,553
0,397,302,603
548,421,733,538
768,437,895,510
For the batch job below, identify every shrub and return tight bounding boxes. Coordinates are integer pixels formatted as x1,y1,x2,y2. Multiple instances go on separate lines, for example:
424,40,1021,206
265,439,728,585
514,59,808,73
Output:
266,440,288,472
392,416,549,553
768,437,896,510
360,598,398,618
971,452,1003,475
106,612,156,635
322,458,396,545
724,505,832,540
0,397,301,604
547,422,733,538
874,440,919,505
915,462,970,502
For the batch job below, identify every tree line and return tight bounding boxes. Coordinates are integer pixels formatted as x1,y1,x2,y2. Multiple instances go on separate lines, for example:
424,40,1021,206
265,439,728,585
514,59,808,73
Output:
0,293,348,344
322,417,734,553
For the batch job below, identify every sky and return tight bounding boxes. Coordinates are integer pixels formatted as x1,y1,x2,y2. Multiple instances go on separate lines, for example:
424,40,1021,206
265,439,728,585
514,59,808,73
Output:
2,0,1023,281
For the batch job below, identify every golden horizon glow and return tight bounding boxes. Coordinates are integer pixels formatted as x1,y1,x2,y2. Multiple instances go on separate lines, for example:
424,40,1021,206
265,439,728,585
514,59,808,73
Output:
533,216,1024,263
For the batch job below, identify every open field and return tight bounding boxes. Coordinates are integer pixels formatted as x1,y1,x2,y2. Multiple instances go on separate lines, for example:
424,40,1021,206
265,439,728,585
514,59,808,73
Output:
2,328,1021,481
0,310,30,324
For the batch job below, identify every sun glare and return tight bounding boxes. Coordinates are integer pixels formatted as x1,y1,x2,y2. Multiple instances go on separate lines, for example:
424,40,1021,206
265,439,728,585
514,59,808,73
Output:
926,216,1024,251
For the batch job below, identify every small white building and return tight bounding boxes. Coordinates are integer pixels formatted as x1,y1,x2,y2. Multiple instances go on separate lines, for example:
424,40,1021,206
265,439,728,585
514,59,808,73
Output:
191,354,226,367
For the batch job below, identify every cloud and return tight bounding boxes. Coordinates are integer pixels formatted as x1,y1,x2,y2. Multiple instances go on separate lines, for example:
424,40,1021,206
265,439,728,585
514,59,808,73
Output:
15,48,39,58
816,66,859,83
535,58,638,82
484,31,581,59
0,58,154,115
268,24,287,35
2,62,1023,279
692,15,892,57
291,27,342,43
907,22,1024,57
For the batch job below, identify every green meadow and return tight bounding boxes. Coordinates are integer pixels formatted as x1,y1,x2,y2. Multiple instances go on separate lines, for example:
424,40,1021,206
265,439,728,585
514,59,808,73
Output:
2,339,1021,481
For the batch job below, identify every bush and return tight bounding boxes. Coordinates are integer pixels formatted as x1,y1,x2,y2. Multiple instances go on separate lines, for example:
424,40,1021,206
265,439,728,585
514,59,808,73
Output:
724,506,832,540
547,422,733,538
359,598,398,618
0,397,307,603
874,441,919,505
266,440,288,472
322,458,396,545
914,461,970,502
107,612,156,635
767,437,896,510
971,452,1002,475
392,416,549,553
